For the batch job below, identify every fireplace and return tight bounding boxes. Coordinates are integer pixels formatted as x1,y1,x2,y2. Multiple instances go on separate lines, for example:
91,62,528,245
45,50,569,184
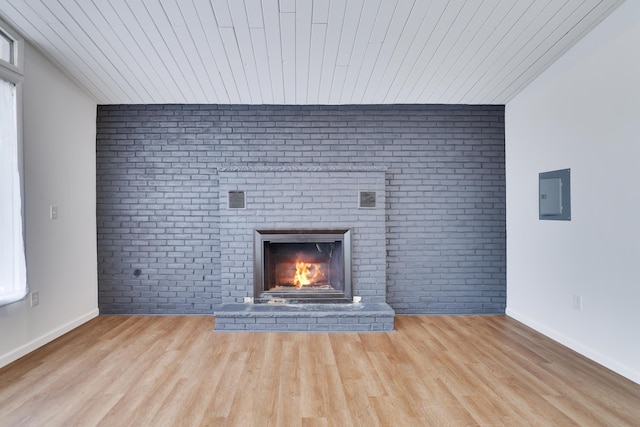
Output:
254,229,352,303
214,166,393,330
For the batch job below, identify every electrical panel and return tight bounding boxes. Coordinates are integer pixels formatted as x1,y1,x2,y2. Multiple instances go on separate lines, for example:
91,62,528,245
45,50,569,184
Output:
539,169,571,220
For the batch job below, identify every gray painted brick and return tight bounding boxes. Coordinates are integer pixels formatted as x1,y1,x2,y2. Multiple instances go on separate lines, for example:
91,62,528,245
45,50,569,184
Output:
97,104,505,315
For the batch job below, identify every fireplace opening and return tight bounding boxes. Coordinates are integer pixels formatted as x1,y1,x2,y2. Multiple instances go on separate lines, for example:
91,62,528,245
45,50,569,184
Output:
254,230,352,303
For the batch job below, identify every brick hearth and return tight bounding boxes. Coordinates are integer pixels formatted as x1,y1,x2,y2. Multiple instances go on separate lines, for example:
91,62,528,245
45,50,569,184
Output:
213,303,394,332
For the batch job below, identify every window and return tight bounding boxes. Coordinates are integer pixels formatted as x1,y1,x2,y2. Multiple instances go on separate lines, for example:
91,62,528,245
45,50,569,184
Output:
0,19,26,306
0,21,21,75
0,29,13,64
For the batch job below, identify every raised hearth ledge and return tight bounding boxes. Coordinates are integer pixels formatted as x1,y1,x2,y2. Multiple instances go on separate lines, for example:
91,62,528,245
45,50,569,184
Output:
217,165,388,173
213,303,395,332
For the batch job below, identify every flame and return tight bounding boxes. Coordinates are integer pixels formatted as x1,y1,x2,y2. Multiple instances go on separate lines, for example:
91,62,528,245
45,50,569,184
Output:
293,260,321,289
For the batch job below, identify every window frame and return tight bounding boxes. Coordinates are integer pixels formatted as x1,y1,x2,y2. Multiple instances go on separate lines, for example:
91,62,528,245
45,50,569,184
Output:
0,18,26,307
0,19,23,78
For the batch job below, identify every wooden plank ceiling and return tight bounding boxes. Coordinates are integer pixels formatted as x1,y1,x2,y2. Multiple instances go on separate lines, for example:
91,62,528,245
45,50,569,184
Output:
0,0,624,105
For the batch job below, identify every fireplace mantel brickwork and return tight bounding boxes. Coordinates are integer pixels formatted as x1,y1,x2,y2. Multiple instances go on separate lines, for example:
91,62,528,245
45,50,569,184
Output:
213,165,392,331
96,105,505,316
218,166,386,304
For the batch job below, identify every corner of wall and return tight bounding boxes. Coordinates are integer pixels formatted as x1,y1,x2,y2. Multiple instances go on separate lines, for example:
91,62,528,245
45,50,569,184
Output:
506,1,640,384
0,42,98,369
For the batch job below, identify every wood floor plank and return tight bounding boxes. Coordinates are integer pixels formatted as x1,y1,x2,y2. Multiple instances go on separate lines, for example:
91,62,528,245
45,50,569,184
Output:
1,315,639,426
275,336,302,426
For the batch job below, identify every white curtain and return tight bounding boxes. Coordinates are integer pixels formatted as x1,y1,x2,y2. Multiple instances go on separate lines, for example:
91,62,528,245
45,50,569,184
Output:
0,77,27,306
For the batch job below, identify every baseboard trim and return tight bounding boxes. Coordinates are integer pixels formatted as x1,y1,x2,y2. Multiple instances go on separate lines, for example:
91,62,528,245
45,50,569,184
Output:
0,308,99,369
506,308,640,385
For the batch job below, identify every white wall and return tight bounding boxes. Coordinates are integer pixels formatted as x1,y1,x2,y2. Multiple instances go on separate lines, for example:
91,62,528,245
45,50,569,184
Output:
0,43,98,367
506,1,640,384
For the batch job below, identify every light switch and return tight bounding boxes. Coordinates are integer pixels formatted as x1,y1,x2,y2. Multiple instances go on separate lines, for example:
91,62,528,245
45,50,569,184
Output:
50,205,58,220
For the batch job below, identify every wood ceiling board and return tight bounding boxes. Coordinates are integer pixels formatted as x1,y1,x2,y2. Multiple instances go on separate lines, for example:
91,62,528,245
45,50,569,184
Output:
307,23,327,103
162,0,220,103
245,0,265,29
39,0,135,102
316,0,346,105
444,0,540,104
372,0,434,103
177,0,230,103
334,0,364,67
251,27,274,104
350,43,382,104
218,26,253,103
494,0,624,104
312,0,330,24
279,0,296,14
279,11,296,104
1,0,113,102
396,1,480,103
339,0,381,104
481,0,621,103
193,0,239,103
369,0,397,44
0,0,625,105
405,0,484,104
425,0,505,103
121,0,197,102
328,65,348,104
465,0,561,104
32,0,134,102
211,0,233,28
92,0,183,103
65,0,163,103
56,0,154,103
350,0,397,103
262,0,285,104
295,0,313,104
360,0,416,103
229,0,264,103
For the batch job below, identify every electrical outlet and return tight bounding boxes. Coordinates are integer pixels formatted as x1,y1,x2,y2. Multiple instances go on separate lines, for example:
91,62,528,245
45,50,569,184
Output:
30,290,39,307
49,205,58,220
572,295,582,311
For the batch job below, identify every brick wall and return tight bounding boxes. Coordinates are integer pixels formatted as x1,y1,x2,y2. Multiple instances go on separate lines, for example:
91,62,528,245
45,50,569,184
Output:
96,104,505,314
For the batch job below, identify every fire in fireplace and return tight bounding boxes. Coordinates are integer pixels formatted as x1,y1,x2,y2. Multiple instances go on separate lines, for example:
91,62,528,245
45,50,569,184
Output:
265,242,341,290
254,229,352,303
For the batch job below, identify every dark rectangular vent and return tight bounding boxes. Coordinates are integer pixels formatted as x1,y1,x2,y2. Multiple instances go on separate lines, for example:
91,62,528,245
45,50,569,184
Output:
228,190,245,209
359,191,376,208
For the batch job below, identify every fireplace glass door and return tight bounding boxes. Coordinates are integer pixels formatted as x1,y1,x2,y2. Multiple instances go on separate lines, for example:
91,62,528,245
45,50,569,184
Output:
254,230,351,303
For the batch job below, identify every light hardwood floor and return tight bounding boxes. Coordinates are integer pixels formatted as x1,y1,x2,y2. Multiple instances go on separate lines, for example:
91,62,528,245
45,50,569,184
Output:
1,315,639,426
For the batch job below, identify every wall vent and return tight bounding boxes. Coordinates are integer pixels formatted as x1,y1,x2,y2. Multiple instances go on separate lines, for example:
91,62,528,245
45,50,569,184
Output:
359,190,376,209
228,190,245,209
